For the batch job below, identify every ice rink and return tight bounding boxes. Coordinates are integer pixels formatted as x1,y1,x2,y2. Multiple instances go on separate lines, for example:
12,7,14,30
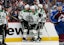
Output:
5,22,59,45
6,41,59,45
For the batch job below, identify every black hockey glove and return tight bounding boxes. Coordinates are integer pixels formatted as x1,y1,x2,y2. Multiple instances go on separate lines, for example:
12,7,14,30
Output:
39,13,43,17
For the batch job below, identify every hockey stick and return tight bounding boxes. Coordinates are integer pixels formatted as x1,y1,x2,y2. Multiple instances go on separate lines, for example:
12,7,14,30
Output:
7,13,23,22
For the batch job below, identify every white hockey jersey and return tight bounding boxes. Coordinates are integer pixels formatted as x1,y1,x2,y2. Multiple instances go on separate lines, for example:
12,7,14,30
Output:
18,10,39,24
18,9,46,24
0,10,7,25
38,8,46,22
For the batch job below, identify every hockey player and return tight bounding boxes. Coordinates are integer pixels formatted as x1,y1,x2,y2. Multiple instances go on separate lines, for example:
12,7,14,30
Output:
0,5,7,45
37,4,47,41
29,4,46,41
29,5,39,41
38,4,46,23
18,4,31,41
50,2,64,42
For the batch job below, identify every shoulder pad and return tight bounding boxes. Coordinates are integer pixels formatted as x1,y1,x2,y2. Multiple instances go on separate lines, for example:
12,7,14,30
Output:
51,10,58,15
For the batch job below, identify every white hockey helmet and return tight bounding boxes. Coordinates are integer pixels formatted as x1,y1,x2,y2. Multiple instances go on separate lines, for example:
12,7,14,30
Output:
0,5,2,10
25,4,30,9
30,6,35,10
38,4,43,8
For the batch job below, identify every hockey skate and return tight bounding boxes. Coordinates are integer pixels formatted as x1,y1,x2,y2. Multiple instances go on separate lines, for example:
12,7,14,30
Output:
1,43,7,45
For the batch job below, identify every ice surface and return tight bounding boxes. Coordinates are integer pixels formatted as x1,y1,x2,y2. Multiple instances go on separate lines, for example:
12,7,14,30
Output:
6,41,59,45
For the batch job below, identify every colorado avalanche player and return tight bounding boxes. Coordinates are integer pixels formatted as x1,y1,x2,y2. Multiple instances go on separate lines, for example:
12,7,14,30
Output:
50,2,64,42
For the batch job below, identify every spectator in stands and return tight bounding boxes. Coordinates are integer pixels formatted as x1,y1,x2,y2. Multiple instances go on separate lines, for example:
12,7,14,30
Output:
23,0,34,5
39,0,44,4
18,0,24,10
33,0,38,10
11,9,18,22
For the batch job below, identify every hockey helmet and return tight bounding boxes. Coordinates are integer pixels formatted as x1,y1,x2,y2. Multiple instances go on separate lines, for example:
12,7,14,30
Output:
25,4,30,9
38,4,43,8
30,6,35,10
